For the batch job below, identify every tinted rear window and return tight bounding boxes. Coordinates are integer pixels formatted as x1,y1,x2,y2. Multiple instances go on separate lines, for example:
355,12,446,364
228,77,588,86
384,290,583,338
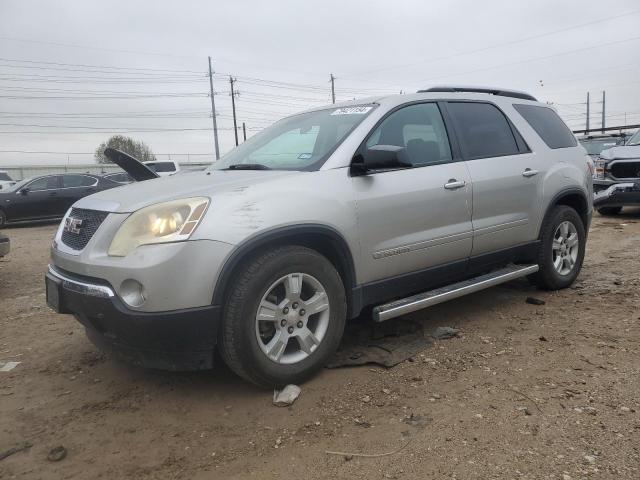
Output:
446,102,520,159
513,104,577,149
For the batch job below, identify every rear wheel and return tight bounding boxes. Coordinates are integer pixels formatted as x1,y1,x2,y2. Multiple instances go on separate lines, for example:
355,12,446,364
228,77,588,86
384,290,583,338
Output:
219,245,346,388
533,205,586,290
597,206,622,216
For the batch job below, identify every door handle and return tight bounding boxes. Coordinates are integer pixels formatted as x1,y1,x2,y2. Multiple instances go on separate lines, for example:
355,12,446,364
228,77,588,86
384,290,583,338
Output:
48,192,58,196
522,168,539,177
444,179,466,190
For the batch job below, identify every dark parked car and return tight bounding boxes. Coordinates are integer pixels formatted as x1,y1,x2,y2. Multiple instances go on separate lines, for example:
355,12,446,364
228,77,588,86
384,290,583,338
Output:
0,173,120,227
102,171,135,184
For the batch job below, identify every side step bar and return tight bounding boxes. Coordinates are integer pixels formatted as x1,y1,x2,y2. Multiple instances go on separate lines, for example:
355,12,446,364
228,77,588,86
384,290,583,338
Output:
373,264,539,322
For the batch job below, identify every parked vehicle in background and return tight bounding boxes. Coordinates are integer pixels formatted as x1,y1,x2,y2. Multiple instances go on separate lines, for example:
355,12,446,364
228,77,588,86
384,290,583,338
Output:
143,160,180,176
46,87,592,387
103,171,135,184
0,173,121,227
0,171,16,190
578,133,631,159
592,129,640,215
0,232,9,258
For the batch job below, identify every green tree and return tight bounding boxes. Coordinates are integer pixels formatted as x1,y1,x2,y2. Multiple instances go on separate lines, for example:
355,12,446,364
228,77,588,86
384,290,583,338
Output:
94,135,156,164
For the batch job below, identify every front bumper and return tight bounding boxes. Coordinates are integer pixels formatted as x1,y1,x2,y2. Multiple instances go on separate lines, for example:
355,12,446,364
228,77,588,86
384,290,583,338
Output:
46,265,221,370
593,182,640,209
0,234,9,257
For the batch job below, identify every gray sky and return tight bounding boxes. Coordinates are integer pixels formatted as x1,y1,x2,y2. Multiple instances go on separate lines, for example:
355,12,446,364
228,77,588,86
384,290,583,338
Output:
1,0,639,165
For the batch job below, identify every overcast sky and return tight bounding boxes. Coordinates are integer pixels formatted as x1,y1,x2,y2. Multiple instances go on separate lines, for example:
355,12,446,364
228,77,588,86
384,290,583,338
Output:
1,0,639,165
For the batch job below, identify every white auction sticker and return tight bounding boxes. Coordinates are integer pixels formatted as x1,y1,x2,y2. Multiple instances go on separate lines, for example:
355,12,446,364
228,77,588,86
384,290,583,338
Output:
330,106,373,115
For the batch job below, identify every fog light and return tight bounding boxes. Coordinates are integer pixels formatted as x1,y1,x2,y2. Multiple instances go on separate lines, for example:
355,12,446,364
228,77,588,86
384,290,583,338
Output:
120,279,145,307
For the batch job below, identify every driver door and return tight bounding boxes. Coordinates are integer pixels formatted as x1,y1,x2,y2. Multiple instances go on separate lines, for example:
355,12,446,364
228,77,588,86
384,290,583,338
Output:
12,175,62,220
353,102,473,292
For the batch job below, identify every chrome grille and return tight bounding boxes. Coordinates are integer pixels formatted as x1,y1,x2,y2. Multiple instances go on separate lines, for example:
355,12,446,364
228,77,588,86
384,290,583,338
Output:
61,208,109,251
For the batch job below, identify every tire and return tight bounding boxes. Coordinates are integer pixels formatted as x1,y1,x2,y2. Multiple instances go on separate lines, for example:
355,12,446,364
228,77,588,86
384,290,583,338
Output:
219,245,347,388
0,209,6,228
597,206,622,216
532,205,586,290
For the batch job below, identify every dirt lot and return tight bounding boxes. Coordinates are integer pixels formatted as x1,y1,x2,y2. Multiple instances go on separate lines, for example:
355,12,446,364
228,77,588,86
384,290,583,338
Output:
1,212,639,480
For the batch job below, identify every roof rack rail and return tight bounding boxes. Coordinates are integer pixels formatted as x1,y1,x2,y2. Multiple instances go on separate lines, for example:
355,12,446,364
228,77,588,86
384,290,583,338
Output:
418,86,537,102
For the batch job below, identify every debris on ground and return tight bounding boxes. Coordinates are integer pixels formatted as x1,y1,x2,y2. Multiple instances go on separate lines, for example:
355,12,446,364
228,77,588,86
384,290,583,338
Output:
430,326,460,340
525,297,546,305
326,319,432,368
538,336,548,342
273,384,301,407
47,446,67,462
0,442,32,461
0,361,21,372
326,439,413,458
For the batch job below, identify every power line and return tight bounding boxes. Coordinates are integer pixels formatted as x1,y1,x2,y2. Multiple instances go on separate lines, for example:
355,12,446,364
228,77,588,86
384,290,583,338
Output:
348,9,640,78
414,34,640,85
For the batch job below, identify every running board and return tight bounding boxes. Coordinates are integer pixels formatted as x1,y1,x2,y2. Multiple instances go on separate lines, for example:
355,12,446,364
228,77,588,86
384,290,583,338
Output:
372,264,539,322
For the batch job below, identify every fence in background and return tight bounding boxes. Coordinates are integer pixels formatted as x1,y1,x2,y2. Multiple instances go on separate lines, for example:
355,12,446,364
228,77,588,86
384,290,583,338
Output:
0,162,212,180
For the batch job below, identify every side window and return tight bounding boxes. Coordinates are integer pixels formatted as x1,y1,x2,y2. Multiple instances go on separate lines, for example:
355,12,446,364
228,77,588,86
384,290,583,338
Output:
62,175,96,188
447,102,520,159
366,103,452,167
513,104,577,149
27,176,59,191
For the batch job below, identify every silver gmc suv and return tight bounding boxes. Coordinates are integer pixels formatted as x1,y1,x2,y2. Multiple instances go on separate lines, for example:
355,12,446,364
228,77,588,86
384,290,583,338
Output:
46,86,593,387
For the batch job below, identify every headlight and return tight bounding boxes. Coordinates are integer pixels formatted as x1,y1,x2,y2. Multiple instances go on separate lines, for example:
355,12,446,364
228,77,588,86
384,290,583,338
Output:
108,197,209,257
593,157,607,180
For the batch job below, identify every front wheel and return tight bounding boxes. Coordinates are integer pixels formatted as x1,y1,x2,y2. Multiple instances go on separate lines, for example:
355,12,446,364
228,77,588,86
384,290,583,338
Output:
533,205,586,290
219,245,346,388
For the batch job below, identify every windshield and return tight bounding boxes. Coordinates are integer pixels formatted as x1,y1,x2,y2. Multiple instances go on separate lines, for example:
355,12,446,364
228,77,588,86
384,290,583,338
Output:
210,105,376,171
627,130,640,146
579,138,623,155
145,162,176,173
0,172,11,181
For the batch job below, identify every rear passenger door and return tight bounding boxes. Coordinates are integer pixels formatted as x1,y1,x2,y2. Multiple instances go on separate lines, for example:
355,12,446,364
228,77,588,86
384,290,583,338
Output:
353,102,473,285
444,101,541,257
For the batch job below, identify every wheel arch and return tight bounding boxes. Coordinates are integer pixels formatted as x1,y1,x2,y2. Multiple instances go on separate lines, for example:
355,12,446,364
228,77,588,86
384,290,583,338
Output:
540,188,590,237
211,224,358,315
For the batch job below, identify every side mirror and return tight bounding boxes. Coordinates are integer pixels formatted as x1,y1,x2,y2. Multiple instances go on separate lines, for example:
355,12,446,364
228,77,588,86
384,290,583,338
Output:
18,188,29,195
351,145,412,175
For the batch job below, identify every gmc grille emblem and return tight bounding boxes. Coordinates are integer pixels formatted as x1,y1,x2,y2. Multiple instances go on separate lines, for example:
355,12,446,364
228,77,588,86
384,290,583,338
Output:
64,217,83,235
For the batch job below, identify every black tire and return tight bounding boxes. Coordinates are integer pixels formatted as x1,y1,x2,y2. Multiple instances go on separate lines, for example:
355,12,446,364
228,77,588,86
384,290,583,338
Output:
532,205,586,290
219,245,347,388
597,206,622,216
0,209,6,228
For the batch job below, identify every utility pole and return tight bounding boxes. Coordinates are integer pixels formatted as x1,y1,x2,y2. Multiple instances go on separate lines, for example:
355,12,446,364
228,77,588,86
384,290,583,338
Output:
601,90,606,133
242,122,247,142
330,74,335,104
229,76,239,146
585,92,590,134
207,57,220,160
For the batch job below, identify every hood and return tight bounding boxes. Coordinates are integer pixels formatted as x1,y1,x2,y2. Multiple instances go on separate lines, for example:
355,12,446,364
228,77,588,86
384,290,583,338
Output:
74,169,297,213
600,145,640,161
104,148,159,181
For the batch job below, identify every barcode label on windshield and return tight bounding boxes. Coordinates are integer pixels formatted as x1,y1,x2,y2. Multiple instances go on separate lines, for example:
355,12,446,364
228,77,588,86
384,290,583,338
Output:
330,106,373,115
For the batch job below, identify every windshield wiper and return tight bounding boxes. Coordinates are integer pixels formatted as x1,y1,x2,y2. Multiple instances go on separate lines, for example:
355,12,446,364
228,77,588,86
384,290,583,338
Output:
224,163,271,170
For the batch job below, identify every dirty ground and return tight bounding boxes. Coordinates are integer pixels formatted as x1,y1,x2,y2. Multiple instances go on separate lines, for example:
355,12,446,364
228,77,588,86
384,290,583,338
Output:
1,212,639,479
